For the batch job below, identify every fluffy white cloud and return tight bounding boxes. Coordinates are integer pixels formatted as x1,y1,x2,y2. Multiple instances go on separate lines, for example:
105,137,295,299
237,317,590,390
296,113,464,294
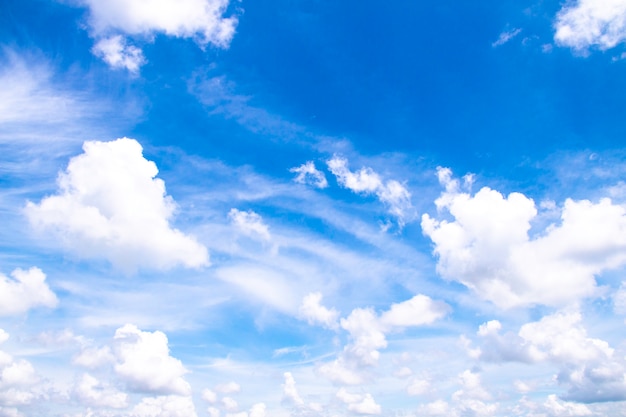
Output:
336,388,381,415
378,294,449,328
92,35,144,73
130,395,198,417
290,161,328,189
422,167,626,308
0,267,57,316
77,0,237,71
112,324,191,396
298,292,339,330
554,0,626,52
228,209,271,241
26,138,209,273
74,373,128,408
0,335,39,412
327,156,412,225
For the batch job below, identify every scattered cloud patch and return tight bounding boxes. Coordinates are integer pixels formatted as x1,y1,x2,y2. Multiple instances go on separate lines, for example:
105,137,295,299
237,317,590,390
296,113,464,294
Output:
0,267,57,316
26,138,209,273
422,167,626,308
492,28,522,47
554,0,626,52
336,388,381,415
290,161,328,189
92,35,145,73
228,209,271,241
327,156,412,226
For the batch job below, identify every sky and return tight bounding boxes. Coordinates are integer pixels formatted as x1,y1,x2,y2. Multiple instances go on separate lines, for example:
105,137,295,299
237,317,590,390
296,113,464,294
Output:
2,0,626,416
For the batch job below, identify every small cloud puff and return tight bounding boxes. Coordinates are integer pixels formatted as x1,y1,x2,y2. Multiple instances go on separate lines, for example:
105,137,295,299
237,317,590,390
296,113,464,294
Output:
290,161,328,189
327,155,412,226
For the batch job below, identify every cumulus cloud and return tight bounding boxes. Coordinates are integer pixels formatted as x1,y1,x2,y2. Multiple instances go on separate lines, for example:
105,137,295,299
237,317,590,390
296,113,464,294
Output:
112,324,191,396
0,267,57,316
0,333,40,412
73,373,128,408
422,167,626,308
468,311,626,403
336,388,381,415
319,295,448,385
76,0,238,71
290,161,328,189
26,138,208,273
298,292,340,330
327,156,412,225
130,395,198,417
554,0,626,52
228,209,271,241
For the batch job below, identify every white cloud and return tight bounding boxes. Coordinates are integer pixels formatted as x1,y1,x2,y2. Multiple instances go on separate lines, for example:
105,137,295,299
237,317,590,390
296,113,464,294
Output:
228,209,271,241
470,311,626,403
422,167,626,308
26,138,209,273
112,324,191,396
379,294,449,328
492,28,522,47
613,281,626,314
298,292,339,330
554,0,626,52
327,156,412,225
202,389,218,404
336,388,381,415
215,382,241,395
73,373,128,408
406,378,430,396
0,267,57,316
319,295,448,385
290,161,328,189
92,35,144,73
543,394,592,416
281,372,304,407
130,395,198,417
77,0,238,71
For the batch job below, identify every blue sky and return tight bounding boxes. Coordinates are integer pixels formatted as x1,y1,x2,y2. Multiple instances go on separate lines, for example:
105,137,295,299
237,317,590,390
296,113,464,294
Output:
2,0,626,416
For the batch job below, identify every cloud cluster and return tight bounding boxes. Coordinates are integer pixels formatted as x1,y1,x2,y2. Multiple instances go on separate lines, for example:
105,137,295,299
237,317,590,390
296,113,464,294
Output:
327,156,412,225
76,0,238,71
0,330,41,416
422,167,626,308
26,138,208,273
554,0,626,52
307,294,449,385
0,267,57,316
203,381,266,417
468,311,626,403
228,209,271,241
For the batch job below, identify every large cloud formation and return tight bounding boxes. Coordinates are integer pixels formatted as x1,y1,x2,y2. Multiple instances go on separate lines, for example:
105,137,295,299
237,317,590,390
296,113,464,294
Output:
74,0,238,71
26,138,209,273
422,167,626,308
